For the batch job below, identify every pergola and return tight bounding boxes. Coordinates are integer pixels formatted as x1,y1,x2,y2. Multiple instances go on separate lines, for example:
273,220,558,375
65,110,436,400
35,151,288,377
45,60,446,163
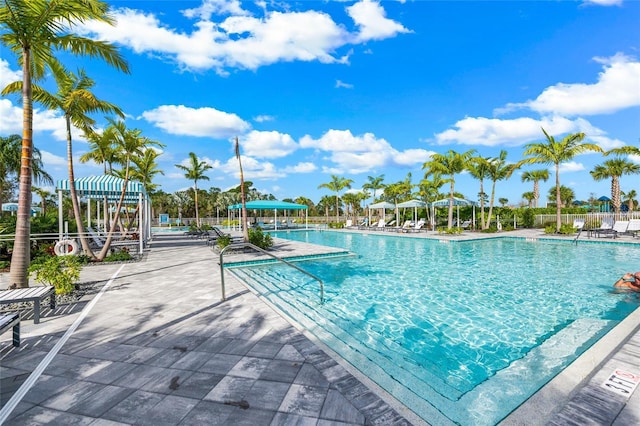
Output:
56,175,151,252
228,200,308,230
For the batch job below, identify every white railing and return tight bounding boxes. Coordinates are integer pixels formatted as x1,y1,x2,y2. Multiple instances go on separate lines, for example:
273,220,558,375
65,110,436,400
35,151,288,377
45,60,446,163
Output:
535,212,640,227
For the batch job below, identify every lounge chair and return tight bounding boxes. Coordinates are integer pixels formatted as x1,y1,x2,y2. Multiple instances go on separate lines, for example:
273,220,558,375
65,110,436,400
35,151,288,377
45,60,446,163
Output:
626,219,640,238
345,219,353,228
369,219,386,231
589,217,613,238
459,220,472,229
406,219,426,233
391,220,413,232
597,220,628,238
573,218,585,230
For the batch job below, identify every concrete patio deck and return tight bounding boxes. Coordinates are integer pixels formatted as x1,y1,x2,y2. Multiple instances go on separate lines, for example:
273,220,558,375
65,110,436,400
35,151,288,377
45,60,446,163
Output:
1,229,639,425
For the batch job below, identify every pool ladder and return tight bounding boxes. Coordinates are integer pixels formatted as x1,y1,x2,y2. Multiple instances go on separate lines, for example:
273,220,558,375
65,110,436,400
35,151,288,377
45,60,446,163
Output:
573,228,583,245
218,242,324,303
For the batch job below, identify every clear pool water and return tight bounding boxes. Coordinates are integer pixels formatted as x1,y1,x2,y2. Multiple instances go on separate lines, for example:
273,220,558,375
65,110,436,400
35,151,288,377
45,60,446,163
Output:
229,231,640,425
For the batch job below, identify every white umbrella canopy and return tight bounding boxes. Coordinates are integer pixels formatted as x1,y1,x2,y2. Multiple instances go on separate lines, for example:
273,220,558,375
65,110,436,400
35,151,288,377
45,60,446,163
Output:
368,201,395,226
397,199,427,224
430,197,477,228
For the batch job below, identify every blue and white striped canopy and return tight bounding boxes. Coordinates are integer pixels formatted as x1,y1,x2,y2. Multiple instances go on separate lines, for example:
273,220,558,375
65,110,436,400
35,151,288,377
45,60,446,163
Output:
57,175,146,203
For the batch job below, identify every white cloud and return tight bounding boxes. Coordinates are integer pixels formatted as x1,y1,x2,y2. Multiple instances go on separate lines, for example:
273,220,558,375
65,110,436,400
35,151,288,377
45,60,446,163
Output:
336,80,354,89
142,105,249,137
0,99,22,134
239,130,297,158
347,0,411,42
0,58,21,92
433,115,623,150
500,54,640,116
175,155,221,169
40,150,67,167
629,154,640,164
300,129,431,173
219,155,285,180
253,115,275,122
558,161,585,173
582,0,622,6
78,1,408,74
283,162,317,173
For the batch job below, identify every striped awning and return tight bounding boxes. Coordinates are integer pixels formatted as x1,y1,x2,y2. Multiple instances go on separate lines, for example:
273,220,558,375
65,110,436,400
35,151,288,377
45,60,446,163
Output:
57,175,146,203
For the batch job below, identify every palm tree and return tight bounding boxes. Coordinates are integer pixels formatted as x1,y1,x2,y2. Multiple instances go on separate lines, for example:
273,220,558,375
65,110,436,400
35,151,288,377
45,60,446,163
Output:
590,158,640,217
522,191,535,208
175,152,212,229
0,134,52,209
520,169,549,208
499,198,509,207
485,150,516,229
19,64,124,258
32,186,51,217
317,195,334,224
520,128,602,232
467,155,491,229
418,172,447,230
547,185,575,208
234,137,249,242
622,189,637,212
1,0,129,287
97,120,160,260
423,149,475,229
363,174,385,204
318,175,353,224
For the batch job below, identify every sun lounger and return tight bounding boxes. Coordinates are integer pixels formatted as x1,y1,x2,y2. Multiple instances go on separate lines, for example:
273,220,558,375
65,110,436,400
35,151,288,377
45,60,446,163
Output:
588,217,613,238
625,219,640,238
596,220,628,238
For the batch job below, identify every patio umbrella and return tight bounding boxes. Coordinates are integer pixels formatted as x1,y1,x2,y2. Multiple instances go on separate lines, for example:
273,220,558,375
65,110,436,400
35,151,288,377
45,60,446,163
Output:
397,199,427,224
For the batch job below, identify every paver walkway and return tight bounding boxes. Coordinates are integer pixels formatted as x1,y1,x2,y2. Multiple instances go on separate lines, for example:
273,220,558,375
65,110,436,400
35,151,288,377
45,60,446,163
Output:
0,234,413,425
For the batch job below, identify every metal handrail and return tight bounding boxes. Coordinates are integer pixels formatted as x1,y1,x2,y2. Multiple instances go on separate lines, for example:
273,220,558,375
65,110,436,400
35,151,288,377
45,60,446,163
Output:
219,242,324,303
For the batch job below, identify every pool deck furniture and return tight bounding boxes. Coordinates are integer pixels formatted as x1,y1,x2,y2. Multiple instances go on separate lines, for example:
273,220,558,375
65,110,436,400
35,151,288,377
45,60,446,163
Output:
595,220,629,239
0,312,20,347
625,219,640,238
0,286,55,324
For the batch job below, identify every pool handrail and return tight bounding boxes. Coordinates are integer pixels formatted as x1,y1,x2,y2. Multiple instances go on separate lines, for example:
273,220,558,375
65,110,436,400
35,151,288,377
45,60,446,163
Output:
218,242,324,303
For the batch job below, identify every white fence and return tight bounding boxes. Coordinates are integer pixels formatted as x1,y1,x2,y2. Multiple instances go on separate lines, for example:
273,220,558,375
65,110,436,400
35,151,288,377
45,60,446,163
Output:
535,212,640,227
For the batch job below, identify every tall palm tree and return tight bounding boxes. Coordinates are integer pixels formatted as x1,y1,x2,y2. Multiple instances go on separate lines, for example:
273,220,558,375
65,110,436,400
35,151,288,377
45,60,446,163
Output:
520,169,549,209
97,120,160,260
547,185,575,208
590,158,640,217
18,64,124,258
32,186,51,217
423,149,475,229
418,172,447,230
175,152,212,229
467,155,491,229
1,0,129,287
520,128,602,232
234,137,249,241
485,150,516,229
318,175,353,224
129,148,163,228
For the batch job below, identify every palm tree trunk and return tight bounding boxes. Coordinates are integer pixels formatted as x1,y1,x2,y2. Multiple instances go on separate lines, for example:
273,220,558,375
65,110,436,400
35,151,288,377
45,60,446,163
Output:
447,180,454,229
612,177,620,220
533,180,540,209
8,48,34,288
66,116,95,259
486,181,497,228
194,184,200,228
555,164,561,232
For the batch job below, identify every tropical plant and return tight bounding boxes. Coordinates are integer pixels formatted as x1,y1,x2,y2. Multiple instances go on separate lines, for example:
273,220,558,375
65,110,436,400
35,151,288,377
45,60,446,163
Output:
520,128,602,232
499,198,509,207
485,150,516,229
318,175,353,224
29,255,81,295
175,152,212,229
1,0,129,287
522,191,535,208
423,149,475,229
590,158,640,216
362,174,385,205
547,185,575,208
234,137,249,242
20,64,124,259
622,189,637,212
467,155,491,229
520,169,549,209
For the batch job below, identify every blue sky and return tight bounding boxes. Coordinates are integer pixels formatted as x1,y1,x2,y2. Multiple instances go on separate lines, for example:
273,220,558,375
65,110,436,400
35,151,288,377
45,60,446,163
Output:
1,0,639,207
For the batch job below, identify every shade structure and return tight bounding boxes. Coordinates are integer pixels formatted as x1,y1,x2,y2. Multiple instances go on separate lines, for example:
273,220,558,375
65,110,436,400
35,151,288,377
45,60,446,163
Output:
368,201,395,209
397,200,427,224
430,197,477,229
228,200,308,230
228,200,307,210
56,175,151,253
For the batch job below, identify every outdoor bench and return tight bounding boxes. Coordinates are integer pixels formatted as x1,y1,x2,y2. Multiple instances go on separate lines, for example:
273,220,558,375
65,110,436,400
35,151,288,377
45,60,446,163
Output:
0,286,55,324
0,312,21,347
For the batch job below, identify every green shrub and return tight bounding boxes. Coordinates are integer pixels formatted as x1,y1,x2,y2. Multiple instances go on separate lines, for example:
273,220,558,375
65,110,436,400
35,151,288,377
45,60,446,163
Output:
558,223,577,235
544,224,556,234
104,249,133,262
249,228,273,250
216,235,232,249
481,226,499,233
521,209,535,228
29,255,81,295
0,260,9,270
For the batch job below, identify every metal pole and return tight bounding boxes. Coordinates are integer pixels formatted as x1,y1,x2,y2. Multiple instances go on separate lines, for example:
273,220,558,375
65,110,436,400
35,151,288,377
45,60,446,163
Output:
58,190,63,241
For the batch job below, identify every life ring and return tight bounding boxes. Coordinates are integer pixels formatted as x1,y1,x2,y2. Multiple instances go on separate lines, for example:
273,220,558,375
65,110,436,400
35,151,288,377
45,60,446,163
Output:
54,239,79,256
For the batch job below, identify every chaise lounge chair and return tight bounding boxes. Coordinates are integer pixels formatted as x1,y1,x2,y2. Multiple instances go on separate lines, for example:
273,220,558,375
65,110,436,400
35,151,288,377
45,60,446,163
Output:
626,219,640,238
596,220,628,238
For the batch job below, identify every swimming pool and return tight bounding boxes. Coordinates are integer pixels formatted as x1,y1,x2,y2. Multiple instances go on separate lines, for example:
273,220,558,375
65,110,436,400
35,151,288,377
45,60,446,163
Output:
228,231,640,425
